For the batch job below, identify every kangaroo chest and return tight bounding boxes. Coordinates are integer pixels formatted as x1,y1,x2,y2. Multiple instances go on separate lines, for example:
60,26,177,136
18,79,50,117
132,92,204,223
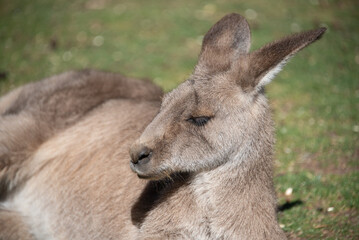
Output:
136,178,224,239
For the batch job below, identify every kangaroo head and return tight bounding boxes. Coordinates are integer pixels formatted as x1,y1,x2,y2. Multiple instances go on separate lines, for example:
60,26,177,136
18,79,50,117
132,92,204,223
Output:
130,13,325,180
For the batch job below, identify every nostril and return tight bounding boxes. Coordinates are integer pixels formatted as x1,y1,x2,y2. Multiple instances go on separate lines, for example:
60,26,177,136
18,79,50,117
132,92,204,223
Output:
138,149,150,161
131,146,152,165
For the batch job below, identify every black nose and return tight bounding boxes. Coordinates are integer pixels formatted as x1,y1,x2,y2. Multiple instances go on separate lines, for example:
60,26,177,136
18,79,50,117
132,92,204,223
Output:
130,146,152,165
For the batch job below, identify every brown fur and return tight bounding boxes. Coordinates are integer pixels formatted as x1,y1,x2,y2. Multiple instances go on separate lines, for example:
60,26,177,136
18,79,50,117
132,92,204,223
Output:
0,13,325,239
0,69,162,196
0,209,34,240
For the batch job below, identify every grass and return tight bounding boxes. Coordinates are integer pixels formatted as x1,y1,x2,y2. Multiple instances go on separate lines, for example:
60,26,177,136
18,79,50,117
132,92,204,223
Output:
0,0,358,238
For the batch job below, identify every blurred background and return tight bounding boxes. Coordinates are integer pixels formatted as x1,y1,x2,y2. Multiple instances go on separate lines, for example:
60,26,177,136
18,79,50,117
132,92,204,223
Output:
0,0,358,238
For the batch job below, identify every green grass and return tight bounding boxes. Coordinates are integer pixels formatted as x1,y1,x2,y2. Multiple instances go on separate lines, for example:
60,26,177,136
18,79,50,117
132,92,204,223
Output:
0,0,358,238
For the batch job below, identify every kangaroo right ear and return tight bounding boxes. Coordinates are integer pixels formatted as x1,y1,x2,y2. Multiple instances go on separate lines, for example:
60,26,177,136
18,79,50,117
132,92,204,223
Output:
195,13,251,75
237,27,326,91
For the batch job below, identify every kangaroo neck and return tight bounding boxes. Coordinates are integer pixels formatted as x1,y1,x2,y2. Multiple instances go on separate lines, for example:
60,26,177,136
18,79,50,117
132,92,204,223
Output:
191,149,275,209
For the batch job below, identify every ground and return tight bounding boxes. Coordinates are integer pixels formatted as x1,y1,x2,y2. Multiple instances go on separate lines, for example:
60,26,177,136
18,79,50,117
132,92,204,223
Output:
0,0,358,239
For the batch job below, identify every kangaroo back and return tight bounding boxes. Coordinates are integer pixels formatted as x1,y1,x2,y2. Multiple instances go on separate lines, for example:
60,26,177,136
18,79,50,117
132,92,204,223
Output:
0,70,162,196
0,208,35,240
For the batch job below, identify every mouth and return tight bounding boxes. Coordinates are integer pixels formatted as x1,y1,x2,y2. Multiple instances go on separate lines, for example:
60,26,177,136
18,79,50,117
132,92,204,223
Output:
136,173,152,179
130,162,170,181
136,171,168,181
130,162,159,180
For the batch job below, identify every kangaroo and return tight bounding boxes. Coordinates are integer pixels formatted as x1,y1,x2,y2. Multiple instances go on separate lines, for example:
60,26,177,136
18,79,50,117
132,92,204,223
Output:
0,13,325,239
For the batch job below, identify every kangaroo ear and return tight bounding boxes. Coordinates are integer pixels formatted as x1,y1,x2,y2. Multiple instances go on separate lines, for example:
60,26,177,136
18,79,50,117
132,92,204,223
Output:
195,13,251,75
237,27,326,91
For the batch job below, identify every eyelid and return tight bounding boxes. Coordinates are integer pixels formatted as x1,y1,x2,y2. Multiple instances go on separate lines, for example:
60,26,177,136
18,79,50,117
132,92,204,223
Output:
187,116,211,120
186,116,212,126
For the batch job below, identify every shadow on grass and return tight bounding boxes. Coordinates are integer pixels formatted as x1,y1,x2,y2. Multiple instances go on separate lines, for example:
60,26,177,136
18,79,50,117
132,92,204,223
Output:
278,200,304,212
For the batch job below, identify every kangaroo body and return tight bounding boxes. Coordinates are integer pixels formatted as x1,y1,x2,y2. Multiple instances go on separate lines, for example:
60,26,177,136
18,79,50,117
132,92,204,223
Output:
0,14,325,239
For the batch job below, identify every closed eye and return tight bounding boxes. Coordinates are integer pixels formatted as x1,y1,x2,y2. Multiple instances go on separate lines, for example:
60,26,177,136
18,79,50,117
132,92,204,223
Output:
187,116,211,126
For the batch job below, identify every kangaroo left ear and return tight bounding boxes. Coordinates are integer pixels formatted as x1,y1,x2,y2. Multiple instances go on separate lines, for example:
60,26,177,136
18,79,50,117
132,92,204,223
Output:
237,27,326,92
195,13,251,75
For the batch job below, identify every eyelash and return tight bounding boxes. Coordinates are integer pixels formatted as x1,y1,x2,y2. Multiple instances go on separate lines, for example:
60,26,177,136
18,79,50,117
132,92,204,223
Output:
187,116,211,126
